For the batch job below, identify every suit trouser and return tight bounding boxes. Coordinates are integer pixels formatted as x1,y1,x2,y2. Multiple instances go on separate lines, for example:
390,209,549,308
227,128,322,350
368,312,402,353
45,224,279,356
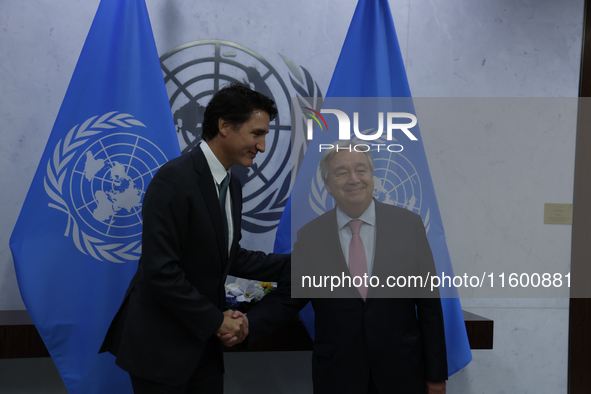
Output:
129,337,224,394
367,371,380,394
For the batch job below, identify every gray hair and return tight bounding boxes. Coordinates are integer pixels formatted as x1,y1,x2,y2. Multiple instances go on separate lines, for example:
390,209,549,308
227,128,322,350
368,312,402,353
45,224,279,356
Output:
319,140,374,180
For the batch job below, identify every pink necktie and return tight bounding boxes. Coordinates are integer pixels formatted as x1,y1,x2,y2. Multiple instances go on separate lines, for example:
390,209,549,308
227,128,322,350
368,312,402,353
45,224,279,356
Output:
348,220,368,300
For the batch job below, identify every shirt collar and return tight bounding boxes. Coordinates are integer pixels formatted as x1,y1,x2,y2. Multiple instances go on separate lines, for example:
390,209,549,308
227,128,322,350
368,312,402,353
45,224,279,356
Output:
200,140,230,185
336,200,376,231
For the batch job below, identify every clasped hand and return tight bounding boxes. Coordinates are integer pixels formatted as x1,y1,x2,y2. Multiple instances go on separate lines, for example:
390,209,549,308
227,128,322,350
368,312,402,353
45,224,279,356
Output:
216,310,248,347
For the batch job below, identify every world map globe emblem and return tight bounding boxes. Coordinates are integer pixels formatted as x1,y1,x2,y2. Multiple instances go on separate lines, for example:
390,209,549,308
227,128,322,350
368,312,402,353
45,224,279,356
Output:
69,133,169,239
373,152,423,215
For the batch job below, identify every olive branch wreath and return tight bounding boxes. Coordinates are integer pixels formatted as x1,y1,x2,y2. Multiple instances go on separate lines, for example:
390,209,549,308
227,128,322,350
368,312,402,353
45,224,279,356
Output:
43,111,146,263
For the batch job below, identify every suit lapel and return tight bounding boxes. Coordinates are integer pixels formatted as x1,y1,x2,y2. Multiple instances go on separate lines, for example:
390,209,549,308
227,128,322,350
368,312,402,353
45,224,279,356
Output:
324,209,349,273
368,201,405,301
222,175,242,277
191,147,228,265
367,202,387,300
229,175,242,251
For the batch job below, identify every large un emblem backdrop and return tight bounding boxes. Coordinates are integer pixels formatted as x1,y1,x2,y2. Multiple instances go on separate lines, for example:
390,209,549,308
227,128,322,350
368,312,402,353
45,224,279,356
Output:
160,40,321,235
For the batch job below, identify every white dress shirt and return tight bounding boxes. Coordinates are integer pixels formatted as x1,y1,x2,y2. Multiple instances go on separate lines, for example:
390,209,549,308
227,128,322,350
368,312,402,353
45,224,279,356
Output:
335,200,376,276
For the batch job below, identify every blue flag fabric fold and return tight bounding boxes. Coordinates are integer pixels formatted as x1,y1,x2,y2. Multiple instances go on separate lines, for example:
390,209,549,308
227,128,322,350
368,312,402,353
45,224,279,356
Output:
274,0,472,376
10,0,180,392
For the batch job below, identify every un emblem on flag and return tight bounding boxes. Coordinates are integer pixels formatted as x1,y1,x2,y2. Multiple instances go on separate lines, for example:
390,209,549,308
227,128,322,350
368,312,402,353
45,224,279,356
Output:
44,112,169,263
372,153,423,214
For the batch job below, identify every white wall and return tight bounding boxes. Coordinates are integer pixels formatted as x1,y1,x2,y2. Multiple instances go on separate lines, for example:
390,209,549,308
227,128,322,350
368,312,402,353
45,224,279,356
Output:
0,0,583,392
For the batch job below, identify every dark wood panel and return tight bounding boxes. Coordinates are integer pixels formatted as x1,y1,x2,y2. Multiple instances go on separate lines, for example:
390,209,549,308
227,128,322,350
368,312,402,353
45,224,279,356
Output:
569,299,591,393
568,1,591,392
462,310,493,350
0,309,493,358
226,318,313,353
0,323,50,359
580,1,591,98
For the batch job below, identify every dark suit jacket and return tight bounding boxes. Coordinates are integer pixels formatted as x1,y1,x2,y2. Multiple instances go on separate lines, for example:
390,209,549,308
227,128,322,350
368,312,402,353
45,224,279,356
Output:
100,146,287,385
247,202,447,394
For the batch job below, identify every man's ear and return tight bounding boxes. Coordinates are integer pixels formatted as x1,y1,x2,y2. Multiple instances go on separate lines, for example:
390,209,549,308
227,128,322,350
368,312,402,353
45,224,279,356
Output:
324,178,333,196
218,118,231,137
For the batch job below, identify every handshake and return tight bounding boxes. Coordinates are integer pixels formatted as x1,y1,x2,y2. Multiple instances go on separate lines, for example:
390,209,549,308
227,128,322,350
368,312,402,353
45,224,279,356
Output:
215,310,248,347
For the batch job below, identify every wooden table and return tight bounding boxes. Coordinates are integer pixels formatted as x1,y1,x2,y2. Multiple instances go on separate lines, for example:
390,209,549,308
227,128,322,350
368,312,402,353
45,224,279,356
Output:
0,309,492,358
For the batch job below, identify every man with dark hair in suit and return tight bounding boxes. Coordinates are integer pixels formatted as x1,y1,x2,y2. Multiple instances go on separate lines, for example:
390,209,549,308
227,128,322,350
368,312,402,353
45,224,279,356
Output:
100,83,288,393
240,141,448,394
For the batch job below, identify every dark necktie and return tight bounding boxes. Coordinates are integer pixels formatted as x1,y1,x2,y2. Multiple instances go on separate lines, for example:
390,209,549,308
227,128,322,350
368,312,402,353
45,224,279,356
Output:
219,174,230,252
348,220,368,300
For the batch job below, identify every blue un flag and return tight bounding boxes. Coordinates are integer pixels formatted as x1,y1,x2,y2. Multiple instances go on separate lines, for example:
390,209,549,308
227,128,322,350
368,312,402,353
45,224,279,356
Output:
274,0,472,376
9,0,180,392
